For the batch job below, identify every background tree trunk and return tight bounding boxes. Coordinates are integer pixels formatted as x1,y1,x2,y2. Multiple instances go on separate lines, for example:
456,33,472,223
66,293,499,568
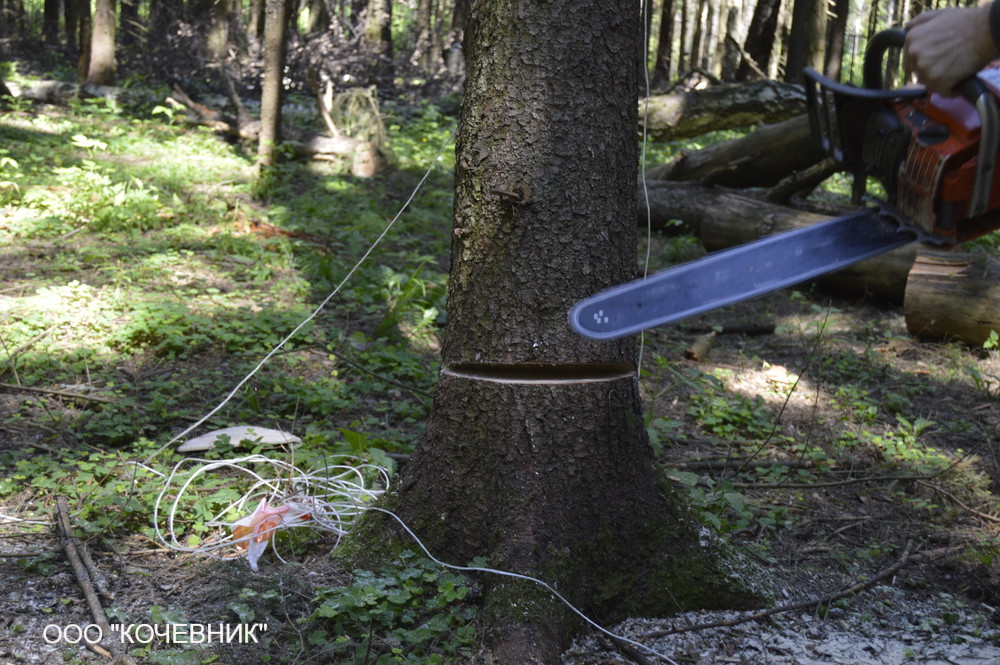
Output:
305,0,329,34
257,0,289,170
86,0,116,86
150,0,182,44
247,0,265,48
119,0,140,46
42,0,59,43
785,0,827,83
207,0,233,59
825,0,850,80
651,0,675,88
737,0,782,81
365,0,392,57
382,0,770,662
411,0,439,70
721,5,741,81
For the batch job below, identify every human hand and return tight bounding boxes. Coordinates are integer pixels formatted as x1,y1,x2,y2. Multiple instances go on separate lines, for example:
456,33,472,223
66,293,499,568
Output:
904,4,997,95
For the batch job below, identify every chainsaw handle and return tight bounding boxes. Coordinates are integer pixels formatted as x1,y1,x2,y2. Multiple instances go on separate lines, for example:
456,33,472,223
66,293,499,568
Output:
958,78,998,217
863,28,907,91
864,27,999,218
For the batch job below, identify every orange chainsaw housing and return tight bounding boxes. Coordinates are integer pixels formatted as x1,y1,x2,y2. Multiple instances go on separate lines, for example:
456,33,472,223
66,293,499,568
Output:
806,60,1000,245
895,66,1000,241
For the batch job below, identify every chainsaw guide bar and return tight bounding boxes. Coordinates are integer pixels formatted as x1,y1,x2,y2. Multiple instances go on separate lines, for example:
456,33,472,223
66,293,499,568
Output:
569,210,916,340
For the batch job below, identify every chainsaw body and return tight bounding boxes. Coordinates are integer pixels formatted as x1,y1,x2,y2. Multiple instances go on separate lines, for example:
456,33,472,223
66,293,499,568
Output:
804,28,1000,244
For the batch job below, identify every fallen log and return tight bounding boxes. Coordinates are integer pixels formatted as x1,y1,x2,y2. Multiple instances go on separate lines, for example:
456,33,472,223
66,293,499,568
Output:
638,180,917,303
644,114,824,189
9,79,138,105
640,80,807,142
904,249,1000,346
167,85,382,177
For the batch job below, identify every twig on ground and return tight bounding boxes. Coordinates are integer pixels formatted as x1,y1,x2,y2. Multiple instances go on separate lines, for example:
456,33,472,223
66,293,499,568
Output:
672,458,817,471
55,497,137,665
733,473,938,490
640,540,916,640
677,323,776,337
607,633,659,665
0,549,57,557
78,541,115,600
915,479,1000,524
0,381,116,404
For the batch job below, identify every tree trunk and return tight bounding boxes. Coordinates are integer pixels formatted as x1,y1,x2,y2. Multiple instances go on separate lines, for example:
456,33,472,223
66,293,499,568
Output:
86,0,116,86
702,0,719,73
42,0,60,43
247,0,265,48
691,0,706,72
904,250,1000,346
444,0,468,76
207,0,233,59
639,180,918,303
785,0,827,83
150,0,182,44
65,0,82,50
651,0,675,88
305,0,329,34
737,0,782,81
0,0,25,37
641,80,807,142
119,0,140,46
720,5,741,81
678,0,689,73
376,1,770,662
411,0,438,70
257,0,289,170
825,0,850,80
364,0,392,57
644,114,822,188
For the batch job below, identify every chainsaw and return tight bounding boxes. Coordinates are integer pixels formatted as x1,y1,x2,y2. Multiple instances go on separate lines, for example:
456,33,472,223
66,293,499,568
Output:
570,28,1000,340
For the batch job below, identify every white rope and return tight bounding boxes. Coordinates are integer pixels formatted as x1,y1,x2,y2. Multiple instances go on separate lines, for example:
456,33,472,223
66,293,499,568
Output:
141,125,456,465
152,454,388,560
151,452,677,665
638,0,654,376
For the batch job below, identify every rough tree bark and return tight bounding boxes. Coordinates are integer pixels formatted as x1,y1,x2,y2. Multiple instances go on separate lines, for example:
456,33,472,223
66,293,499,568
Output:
367,1,770,662
640,80,807,141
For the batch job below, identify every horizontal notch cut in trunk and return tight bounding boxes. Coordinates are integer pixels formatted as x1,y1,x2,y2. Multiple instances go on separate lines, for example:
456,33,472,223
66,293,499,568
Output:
443,362,635,384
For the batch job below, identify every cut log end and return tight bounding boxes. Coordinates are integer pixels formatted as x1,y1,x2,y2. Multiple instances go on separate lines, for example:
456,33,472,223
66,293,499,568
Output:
904,250,1000,346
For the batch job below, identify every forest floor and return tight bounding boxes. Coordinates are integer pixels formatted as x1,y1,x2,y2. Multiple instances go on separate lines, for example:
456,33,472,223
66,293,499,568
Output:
564,291,1000,665
1,52,1000,665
